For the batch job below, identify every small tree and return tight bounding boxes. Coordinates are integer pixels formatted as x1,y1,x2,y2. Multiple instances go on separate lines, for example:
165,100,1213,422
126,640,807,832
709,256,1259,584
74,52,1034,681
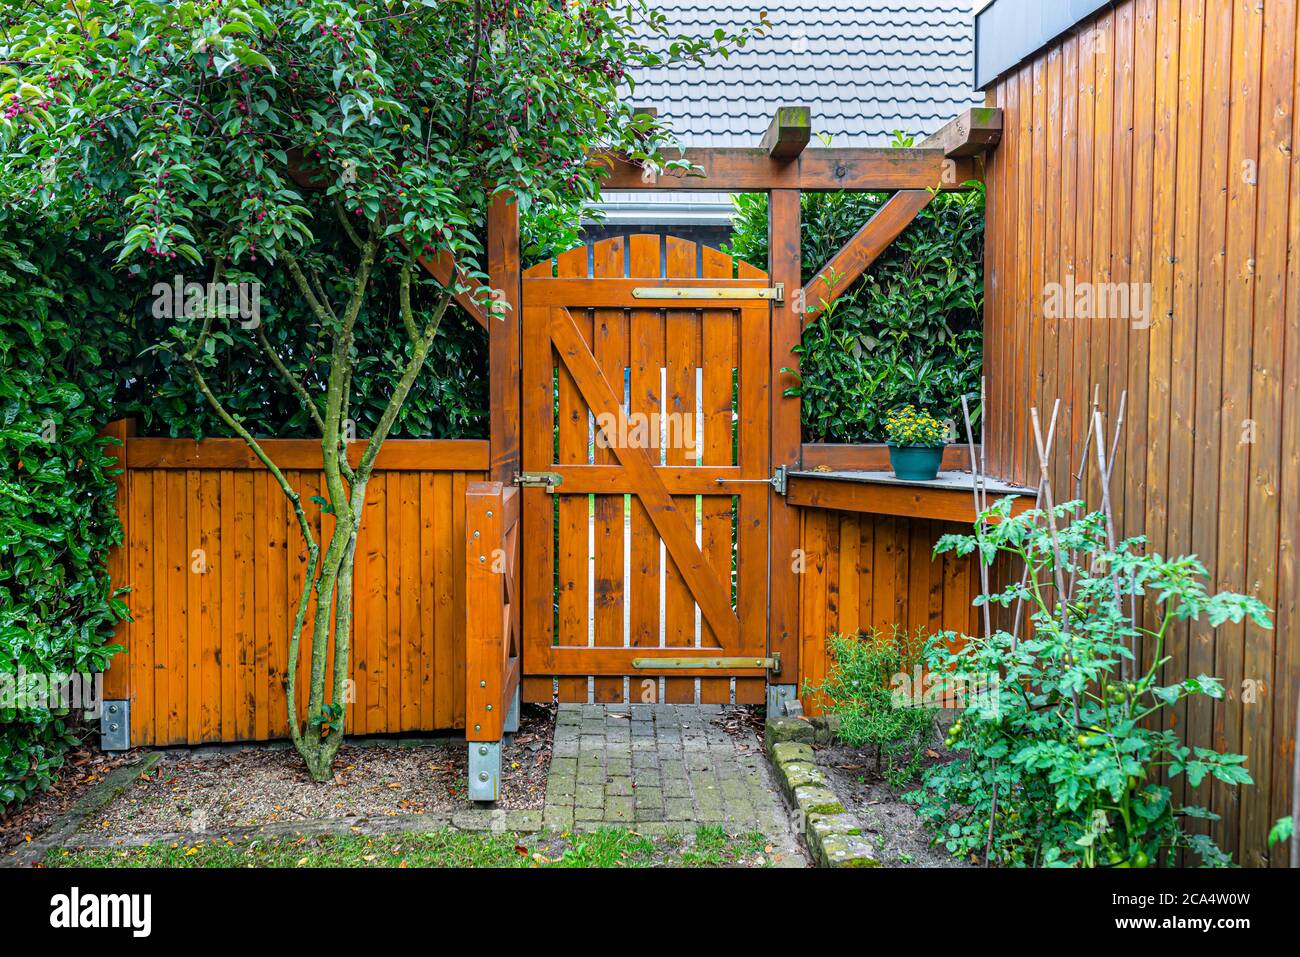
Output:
2,0,762,779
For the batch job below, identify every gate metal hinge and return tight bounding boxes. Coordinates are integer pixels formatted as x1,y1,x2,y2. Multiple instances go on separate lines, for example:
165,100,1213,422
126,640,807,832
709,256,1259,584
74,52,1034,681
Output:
630,282,784,303
631,653,781,675
713,464,788,495
513,471,563,490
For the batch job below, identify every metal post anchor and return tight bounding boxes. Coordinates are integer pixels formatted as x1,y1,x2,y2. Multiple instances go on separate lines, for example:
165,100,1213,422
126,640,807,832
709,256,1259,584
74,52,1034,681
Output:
766,684,801,717
468,741,501,802
100,700,131,751
503,685,521,735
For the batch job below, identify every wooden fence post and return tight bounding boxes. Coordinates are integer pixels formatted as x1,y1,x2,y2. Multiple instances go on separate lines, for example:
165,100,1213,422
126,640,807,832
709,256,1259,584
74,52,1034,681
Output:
767,190,803,711
100,418,135,749
464,480,521,801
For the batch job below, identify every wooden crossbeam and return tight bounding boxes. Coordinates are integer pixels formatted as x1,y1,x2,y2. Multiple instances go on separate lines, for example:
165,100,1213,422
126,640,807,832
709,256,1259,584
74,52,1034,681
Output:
920,107,1003,157
594,147,980,192
760,106,811,159
800,189,935,321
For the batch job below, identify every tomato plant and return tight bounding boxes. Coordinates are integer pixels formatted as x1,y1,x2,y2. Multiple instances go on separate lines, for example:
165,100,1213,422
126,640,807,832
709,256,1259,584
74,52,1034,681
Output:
908,498,1271,867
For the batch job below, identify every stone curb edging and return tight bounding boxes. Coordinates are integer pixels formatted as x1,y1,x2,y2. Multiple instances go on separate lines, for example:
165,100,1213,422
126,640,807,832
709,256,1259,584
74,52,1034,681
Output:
4,751,163,868
765,716,880,868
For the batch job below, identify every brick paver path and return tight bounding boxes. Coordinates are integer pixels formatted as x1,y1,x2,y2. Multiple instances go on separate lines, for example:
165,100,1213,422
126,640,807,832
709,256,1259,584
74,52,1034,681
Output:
542,704,793,842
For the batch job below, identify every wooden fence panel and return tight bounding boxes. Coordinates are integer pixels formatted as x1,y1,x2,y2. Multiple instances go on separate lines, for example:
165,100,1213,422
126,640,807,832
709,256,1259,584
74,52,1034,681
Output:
797,508,979,716
105,431,488,746
982,0,1299,865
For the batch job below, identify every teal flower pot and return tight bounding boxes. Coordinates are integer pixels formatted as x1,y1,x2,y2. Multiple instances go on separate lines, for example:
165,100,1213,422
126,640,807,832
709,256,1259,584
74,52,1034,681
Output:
887,444,944,481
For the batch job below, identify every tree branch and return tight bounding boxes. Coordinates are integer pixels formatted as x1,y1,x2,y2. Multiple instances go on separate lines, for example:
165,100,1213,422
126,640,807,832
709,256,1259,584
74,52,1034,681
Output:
255,324,327,436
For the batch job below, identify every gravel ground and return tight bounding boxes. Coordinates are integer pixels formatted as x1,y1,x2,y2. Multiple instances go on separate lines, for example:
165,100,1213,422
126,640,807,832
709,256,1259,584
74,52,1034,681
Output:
76,704,554,837
816,742,971,868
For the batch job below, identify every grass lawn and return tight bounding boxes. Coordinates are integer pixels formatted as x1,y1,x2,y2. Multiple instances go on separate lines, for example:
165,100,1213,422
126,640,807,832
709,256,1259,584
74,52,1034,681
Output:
46,826,776,869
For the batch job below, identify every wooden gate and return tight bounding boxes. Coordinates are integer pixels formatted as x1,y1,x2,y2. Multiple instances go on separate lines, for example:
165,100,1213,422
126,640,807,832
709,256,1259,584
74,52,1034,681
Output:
519,235,774,705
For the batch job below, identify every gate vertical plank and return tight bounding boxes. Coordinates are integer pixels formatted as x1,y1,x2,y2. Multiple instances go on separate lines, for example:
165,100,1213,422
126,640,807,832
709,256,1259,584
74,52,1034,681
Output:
520,281,557,703
664,236,700,703
768,190,802,687
736,271,772,704
556,246,591,703
592,237,628,703
700,246,738,704
628,234,664,701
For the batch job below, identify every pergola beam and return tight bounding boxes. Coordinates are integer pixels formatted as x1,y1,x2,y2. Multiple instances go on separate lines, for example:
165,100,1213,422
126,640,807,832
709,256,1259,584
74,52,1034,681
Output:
593,147,980,192
920,107,1003,157
800,189,934,322
760,106,811,159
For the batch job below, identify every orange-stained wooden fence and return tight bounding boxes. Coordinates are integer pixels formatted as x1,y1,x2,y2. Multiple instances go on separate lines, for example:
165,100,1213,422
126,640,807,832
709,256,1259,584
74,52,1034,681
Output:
102,421,487,746
797,508,981,715
981,0,1299,866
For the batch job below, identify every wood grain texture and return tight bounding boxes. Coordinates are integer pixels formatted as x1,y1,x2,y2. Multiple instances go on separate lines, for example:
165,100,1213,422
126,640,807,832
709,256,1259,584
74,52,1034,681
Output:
104,434,484,744
798,510,979,716
982,0,1300,866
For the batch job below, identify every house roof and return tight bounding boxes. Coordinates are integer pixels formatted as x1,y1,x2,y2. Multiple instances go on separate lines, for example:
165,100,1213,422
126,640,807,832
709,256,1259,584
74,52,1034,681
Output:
631,0,984,148
595,0,985,222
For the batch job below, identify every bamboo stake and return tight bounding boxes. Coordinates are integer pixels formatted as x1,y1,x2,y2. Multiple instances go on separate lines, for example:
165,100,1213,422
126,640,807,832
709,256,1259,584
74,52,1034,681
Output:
961,392,991,640
1010,401,1059,645
1031,405,1079,726
1093,402,1130,680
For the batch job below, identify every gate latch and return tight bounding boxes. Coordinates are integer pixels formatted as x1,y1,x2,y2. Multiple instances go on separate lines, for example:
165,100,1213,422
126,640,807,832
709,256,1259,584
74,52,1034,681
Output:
513,471,563,490
713,465,788,495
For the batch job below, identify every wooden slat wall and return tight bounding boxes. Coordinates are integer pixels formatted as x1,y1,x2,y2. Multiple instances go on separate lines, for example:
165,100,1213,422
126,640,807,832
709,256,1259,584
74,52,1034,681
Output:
797,508,980,716
983,0,1299,866
109,434,487,745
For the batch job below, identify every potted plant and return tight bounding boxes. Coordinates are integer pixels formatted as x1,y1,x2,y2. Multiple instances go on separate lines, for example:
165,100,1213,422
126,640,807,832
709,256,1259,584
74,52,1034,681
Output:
884,405,948,481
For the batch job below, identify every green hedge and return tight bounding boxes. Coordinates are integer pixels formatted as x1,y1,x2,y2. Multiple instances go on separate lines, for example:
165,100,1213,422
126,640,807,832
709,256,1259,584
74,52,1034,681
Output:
0,220,131,812
727,187,984,443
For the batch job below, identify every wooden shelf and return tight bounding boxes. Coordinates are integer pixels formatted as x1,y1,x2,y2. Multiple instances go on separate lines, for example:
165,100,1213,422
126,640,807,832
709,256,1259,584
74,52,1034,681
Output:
785,469,1035,524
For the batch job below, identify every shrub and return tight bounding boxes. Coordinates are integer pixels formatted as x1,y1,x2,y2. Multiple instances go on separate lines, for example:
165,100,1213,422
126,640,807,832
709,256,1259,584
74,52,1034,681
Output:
0,220,131,812
803,628,935,787
726,173,984,443
907,498,1271,868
